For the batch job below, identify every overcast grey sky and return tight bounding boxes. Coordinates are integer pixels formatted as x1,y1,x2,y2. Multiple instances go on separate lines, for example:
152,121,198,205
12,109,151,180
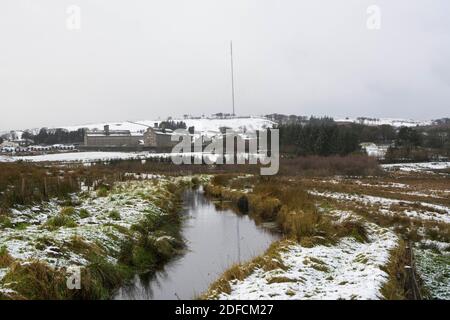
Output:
0,0,449,130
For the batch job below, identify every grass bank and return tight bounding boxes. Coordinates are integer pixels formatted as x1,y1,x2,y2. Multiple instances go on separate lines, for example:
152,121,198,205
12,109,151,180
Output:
0,176,201,300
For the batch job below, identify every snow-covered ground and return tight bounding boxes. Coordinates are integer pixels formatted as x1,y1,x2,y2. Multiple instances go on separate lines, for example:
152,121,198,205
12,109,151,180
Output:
0,177,188,296
218,221,398,300
382,162,450,173
2,151,267,164
7,152,152,163
0,156,14,163
335,117,432,127
309,190,450,224
414,247,450,300
0,179,175,267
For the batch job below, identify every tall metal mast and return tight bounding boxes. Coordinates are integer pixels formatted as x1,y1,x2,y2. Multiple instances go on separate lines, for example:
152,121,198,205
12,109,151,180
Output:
230,41,236,116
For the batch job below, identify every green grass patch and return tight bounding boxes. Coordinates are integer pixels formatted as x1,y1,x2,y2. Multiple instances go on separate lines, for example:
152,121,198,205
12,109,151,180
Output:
0,215,13,229
78,209,90,219
108,210,121,221
96,187,109,198
45,215,78,230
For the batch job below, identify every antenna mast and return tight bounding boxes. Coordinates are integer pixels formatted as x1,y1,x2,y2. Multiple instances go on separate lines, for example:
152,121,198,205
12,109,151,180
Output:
230,41,236,116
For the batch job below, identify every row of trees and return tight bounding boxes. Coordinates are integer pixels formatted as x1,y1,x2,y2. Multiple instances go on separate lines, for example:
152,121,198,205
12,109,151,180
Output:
22,128,85,145
386,126,450,161
158,121,187,131
279,118,361,156
278,117,450,159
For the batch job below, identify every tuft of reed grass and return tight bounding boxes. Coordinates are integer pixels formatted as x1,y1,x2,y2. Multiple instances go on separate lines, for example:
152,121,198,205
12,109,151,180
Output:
0,246,13,268
380,240,408,300
96,186,109,197
108,210,121,221
44,215,77,230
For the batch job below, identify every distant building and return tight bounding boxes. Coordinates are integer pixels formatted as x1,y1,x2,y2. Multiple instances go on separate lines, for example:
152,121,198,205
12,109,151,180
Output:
84,125,175,149
360,142,390,159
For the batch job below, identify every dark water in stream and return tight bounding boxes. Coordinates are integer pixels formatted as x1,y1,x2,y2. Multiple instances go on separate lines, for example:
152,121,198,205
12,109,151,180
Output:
114,187,279,300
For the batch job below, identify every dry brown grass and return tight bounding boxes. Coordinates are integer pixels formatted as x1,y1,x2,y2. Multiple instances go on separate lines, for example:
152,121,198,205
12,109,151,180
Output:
0,246,13,268
2,261,70,300
203,170,448,300
302,175,450,208
206,176,371,245
380,240,408,300
266,276,298,284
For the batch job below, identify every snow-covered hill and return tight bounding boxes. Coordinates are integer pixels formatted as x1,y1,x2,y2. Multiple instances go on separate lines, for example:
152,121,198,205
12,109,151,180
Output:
1,116,438,139
335,117,432,127
6,117,275,136
64,117,275,133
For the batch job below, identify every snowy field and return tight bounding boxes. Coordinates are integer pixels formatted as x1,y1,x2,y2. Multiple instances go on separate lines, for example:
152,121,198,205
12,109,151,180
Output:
5,152,153,163
2,151,190,163
217,215,398,300
309,190,450,224
0,156,14,163
382,162,450,173
1,151,266,163
335,117,432,127
414,245,450,300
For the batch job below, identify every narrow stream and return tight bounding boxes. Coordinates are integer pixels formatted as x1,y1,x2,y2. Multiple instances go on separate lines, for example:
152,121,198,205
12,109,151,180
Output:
114,187,280,300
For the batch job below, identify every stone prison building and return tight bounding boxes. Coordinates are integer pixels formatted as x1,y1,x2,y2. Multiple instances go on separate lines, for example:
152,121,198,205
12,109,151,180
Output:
83,125,175,150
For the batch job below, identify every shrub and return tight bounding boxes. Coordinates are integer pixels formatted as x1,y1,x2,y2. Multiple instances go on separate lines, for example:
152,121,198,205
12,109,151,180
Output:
191,177,200,186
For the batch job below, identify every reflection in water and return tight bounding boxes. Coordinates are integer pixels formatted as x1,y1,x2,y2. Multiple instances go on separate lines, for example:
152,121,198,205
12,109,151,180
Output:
114,187,279,300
